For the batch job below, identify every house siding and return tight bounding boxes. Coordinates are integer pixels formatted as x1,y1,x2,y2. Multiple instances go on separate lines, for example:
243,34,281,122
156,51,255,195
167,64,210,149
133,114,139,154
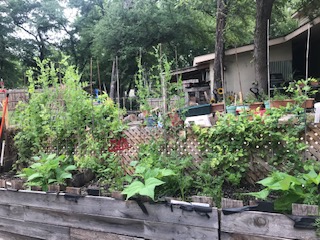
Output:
221,41,293,97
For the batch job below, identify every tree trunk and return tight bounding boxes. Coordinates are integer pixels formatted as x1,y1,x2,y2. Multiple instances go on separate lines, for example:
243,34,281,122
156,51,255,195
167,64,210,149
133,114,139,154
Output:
213,0,228,89
254,0,275,93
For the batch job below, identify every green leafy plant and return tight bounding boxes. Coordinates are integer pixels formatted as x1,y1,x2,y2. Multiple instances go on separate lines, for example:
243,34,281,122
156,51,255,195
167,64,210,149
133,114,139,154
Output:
194,106,309,192
271,89,290,100
194,158,224,207
14,57,125,174
122,161,175,200
134,45,185,129
94,153,125,192
286,77,318,104
244,93,261,104
246,165,320,212
315,218,320,237
17,153,76,191
133,140,197,200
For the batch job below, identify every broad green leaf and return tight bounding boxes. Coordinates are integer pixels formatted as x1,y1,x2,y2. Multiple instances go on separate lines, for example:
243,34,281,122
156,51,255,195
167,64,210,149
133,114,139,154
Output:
159,169,175,177
277,177,291,191
139,185,156,200
27,173,43,182
48,179,57,184
30,163,42,169
124,175,133,183
274,192,303,212
257,176,275,187
46,154,57,161
58,172,72,180
122,180,145,200
245,189,270,200
138,178,165,200
144,177,164,190
304,169,320,185
315,174,320,186
64,165,77,172
135,166,146,175
144,169,160,179
130,161,138,167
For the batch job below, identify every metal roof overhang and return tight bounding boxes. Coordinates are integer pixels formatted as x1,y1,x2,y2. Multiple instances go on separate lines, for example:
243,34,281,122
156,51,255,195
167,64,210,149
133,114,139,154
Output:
170,63,209,82
192,17,320,66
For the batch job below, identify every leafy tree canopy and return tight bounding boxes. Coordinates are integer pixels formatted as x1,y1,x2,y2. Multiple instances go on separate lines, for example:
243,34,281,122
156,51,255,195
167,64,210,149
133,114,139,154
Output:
0,0,318,90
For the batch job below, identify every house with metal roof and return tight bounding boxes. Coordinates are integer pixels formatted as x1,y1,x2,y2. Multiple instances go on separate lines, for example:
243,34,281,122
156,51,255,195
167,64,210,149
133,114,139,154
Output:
172,17,320,104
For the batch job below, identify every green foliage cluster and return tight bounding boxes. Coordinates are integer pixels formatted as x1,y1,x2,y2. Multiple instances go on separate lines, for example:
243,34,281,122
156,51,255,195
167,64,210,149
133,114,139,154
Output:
135,46,185,113
1,0,312,90
247,165,320,212
17,153,76,191
122,138,226,203
286,78,318,103
14,58,125,173
122,160,175,200
194,107,308,187
135,46,185,129
95,153,125,192
122,140,197,200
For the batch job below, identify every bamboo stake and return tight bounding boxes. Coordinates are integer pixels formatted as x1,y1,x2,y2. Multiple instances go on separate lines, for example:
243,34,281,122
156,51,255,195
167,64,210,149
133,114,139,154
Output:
267,19,271,101
116,56,121,120
90,58,93,96
0,140,5,166
90,57,94,131
110,60,115,100
235,47,243,103
221,57,226,113
304,24,311,161
97,60,102,95
306,24,311,80
58,63,62,84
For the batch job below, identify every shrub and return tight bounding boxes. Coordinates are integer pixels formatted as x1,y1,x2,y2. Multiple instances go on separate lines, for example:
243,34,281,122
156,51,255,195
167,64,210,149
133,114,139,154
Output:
14,57,125,178
17,153,76,191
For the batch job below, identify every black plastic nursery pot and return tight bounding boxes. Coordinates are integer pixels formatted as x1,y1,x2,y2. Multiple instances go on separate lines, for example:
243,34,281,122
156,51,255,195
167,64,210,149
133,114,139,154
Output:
184,104,212,117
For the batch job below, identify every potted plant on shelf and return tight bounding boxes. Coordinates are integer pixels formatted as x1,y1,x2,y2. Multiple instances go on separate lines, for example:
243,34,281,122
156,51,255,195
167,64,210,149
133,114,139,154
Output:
211,100,225,113
311,78,319,87
244,93,264,110
225,94,237,115
286,78,317,109
270,89,294,108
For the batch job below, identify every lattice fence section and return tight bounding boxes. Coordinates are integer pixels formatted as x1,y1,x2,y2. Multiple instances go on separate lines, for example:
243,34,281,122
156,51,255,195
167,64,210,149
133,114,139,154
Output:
118,128,163,165
246,156,271,184
305,123,320,161
115,128,204,168
115,128,275,183
115,125,319,184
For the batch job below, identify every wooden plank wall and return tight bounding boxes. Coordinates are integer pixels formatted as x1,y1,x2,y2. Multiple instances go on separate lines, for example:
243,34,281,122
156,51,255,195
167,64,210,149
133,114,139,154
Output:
221,210,317,240
220,199,318,240
0,188,317,240
0,188,219,240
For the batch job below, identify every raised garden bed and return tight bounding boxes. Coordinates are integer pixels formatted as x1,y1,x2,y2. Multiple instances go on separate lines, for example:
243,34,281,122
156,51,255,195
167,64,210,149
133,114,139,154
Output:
0,187,219,240
0,185,317,240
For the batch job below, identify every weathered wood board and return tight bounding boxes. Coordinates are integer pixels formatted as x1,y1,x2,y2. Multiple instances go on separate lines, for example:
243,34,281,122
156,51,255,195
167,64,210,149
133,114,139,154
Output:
221,210,318,240
0,189,218,229
0,189,219,240
0,230,41,240
220,232,291,240
70,228,144,240
0,188,318,240
0,216,70,240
